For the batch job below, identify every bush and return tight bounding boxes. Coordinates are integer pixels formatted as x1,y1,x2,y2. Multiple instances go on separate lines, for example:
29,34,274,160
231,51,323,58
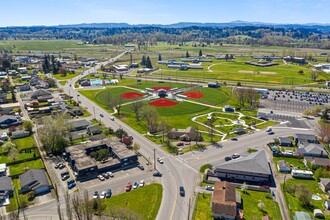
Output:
237,82,241,86
200,164,213,173
298,70,304,74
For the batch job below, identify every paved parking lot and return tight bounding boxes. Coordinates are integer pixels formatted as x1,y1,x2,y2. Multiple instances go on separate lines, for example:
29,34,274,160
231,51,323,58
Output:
258,112,309,128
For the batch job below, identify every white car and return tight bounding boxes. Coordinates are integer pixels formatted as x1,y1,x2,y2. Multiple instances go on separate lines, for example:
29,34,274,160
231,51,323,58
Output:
205,186,214,191
139,180,145,187
100,191,106,199
107,172,114,177
157,157,164,164
97,175,105,181
266,127,272,132
110,116,115,121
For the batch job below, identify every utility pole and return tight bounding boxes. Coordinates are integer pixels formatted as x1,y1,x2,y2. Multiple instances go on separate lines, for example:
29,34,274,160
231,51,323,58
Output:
154,149,156,170
187,198,191,220
93,106,96,119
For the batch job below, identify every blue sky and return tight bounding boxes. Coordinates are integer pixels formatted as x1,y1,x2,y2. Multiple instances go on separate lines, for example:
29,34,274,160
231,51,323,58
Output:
1,0,329,26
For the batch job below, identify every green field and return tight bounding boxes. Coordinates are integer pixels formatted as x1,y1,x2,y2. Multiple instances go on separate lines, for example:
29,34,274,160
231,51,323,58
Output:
9,159,44,176
102,183,162,220
183,87,229,105
0,149,39,164
13,136,35,150
53,72,81,80
193,193,213,220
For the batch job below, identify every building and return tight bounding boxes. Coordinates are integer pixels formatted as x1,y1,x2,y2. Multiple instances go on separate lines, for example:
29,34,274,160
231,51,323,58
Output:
296,143,328,158
0,115,23,128
19,169,51,195
157,89,167,98
167,126,202,142
208,82,220,88
294,133,318,147
17,84,31,92
293,212,312,220
70,120,92,131
212,181,241,220
113,65,129,72
65,138,138,181
11,130,30,139
291,170,314,179
284,56,308,65
277,160,291,173
0,103,21,114
87,125,102,135
30,89,52,99
0,176,13,206
37,95,54,102
319,178,330,193
223,105,235,112
214,150,272,184
0,164,7,176
324,200,330,210
278,137,292,147
304,157,330,170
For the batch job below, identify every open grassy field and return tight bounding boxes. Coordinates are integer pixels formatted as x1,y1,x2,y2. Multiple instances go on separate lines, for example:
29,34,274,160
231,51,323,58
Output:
13,136,35,150
193,193,213,220
102,183,162,220
183,87,229,106
0,149,39,164
9,159,44,176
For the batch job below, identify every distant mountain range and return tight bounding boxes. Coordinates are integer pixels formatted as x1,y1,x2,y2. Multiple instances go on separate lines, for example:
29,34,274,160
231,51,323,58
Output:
52,21,330,29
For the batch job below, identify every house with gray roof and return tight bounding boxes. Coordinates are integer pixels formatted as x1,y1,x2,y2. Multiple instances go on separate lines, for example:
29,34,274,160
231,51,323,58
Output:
278,137,292,147
70,119,92,131
30,89,51,99
0,115,23,128
11,130,30,139
87,125,101,135
320,178,330,193
214,150,272,184
296,143,328,158
294,133,318,147
0,176,13,206
19,169,51,195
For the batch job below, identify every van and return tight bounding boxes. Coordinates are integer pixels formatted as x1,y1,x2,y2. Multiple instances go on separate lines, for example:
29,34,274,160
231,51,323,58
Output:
266,127,272,132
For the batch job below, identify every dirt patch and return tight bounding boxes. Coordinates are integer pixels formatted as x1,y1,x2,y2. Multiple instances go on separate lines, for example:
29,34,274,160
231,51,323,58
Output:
121,92,145,99
152,86,172,91
238,70,276,75
148,98,179,107
182,91,204,99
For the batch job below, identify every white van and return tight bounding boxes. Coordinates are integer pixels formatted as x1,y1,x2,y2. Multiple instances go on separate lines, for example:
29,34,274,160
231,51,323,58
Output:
266,127,272,132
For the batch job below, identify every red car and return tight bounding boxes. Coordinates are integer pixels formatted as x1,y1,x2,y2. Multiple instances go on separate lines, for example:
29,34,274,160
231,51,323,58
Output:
125,183,132,192
176,142,184,146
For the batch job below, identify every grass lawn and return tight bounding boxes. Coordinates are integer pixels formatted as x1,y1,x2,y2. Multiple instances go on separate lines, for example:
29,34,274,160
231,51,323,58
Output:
12,136,35,150
193,193,213,220
283,178,330,218
9,159,44,176
181,87,229,106
241,189,282,220
273,156,306,170
59,80,67,86
0,149,39,164
53,72,80,80
6,178,34,212
102,183,162,220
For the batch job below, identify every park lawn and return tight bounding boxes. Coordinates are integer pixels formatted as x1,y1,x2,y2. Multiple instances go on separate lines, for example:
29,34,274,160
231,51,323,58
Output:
240,116,264,125
240,189,282,220
193,193,213,220
59,81,67,86
255,120,278,129
283,178,329,218
53,72,80,80
102,183,162,220
182,87,229,106
9,159,44,176
12,136,35,150
212,112,240,120
273,156,306,170
128,80,189,90
0,149,39,164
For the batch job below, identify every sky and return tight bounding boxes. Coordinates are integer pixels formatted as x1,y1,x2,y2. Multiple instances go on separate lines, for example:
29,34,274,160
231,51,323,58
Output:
1,0,329,27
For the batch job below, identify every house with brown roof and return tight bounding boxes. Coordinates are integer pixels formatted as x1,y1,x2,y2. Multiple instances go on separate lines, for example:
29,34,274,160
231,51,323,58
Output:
304,157,330,170
167,126,202,141
212,181,241,220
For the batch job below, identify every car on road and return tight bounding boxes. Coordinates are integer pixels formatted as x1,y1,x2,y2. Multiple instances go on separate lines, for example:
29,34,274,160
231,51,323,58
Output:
231,138,238,141
153,171,162,177
100,191,106,199
125,183,132,192
106,189,112,198
205,186,214,191
133,181,138,189
179,186,185,197
231,153,240,159
157,157,164,164
54,163,60,169
266,127,272,132
176,142,184,146
110,116,115,121
137,165,144,170
100,114,104,117
225,156,232,161
102,173,109,179
93,191,99,199
61,175,70,181
107,172,114,177
97,175,105,181
268,131,275,135
140,180,145,187
58,164,65,169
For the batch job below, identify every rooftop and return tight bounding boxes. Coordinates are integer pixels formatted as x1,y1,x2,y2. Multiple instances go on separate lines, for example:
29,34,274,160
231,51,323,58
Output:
212,181,237,216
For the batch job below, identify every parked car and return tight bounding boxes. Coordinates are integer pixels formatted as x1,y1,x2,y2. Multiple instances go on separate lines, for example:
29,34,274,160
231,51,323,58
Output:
67,180,76,189
140,180,145,187
176,142,184,146
100,191,106,199
157,157,164,164
110,116,115,121
153,171,162,177
58,164,65,169
231,153,240,159
102,173,109,179
225,156,232,161
106,189,112,198
231,138,238,141
205,186,214,191
179,186,185,197
125,183,132,192
137,165,144,170
100,114,104,117
97,175,105,181
107,172,114,177
60,171,69,177
93,191,99,199
54,163,60,169
61,175,70,181
133,181,138,189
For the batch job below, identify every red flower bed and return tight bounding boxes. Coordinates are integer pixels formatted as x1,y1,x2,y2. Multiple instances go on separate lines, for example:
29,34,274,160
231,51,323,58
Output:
121,92,144,99
152,86,172,91
148,98,179,107
182,91,204,99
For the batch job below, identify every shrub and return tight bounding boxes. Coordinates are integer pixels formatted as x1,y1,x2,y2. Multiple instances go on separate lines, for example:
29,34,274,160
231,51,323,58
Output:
200,164,213,173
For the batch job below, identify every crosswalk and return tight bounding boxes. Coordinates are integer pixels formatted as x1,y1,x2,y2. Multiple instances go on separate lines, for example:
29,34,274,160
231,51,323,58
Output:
174,156,199,174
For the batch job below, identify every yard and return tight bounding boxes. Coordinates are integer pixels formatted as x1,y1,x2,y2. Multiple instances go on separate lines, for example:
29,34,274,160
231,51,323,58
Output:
0,149,39,164
6,178,34,212
9,159,45,176
12,136,35,150
193,193,213,220
273,156,306,171
102,183,162,220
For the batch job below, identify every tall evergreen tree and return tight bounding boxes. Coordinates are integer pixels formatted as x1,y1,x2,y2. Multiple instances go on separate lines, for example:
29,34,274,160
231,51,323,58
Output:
130,53,133,64
146,56,153,69
141,55,146,66
43,54,50,73
199,49,203,57
186,51,190,58
158,54,162,61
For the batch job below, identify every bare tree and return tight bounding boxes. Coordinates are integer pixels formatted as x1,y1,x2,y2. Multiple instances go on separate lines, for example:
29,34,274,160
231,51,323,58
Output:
140,105,159,133
207,116,215,143
318,123,330,143
232,87,246,108
103,90,124,115
130,100,144,121
159,119,170,143
64,191,73,220
310,70,320,81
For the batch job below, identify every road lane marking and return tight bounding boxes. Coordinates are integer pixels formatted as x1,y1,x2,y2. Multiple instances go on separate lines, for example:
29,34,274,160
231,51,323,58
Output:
169,173,178,220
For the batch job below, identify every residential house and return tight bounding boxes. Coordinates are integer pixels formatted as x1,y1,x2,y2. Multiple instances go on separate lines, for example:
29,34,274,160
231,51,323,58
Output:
303,157,330,170
35,80,49,90
0,115,23,128
0,176,13,206
324,200,330,210
293,212,311,220
314,209,324,219
212,181,241,220
11,130,30,139
294,133,318,147
278,137,292,147
167,126,202,142
19,169,51,195
0,164,7,176
277,160,291,173
214,150,272,184
87,125,102,135
296,143,328,158
30,89,52,99
223,105,235,112
70,120,92,131
37,95,54,102
319,178,330,193
17,84,31,92
0,103,21,114
284,56,308,65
